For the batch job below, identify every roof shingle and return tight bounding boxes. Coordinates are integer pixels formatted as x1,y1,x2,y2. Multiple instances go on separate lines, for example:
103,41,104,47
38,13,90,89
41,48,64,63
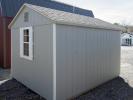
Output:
9,4,123,31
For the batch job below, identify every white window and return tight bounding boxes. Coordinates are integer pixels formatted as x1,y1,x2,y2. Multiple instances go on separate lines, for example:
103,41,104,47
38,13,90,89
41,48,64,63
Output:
20,27,33,60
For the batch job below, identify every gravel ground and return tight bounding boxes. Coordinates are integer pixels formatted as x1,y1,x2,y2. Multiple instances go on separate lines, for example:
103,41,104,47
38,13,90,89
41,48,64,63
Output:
74,77,133,100
0,79,46,100
0,46,133,100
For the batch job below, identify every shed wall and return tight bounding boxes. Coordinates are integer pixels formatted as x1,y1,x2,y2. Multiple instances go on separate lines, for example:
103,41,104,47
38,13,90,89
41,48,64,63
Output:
56,24,120,100
11,7,53,100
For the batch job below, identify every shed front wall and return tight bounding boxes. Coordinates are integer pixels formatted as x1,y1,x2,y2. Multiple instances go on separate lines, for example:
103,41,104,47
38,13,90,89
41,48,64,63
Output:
56,24,120,100
11,7,53,100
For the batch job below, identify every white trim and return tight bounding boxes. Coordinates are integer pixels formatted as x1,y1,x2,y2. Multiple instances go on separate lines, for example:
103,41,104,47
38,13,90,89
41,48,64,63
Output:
53,24,56,100
20,26,33,61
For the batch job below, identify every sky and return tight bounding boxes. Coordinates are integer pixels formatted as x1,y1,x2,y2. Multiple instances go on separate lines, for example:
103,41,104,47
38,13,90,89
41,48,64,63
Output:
55,0,133,25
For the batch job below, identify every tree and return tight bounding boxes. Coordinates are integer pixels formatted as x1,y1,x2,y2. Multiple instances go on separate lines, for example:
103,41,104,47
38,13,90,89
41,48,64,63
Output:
114,23,120,25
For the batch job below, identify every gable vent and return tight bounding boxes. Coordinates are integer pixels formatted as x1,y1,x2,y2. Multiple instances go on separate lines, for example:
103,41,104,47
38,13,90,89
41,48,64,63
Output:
24,12,29,22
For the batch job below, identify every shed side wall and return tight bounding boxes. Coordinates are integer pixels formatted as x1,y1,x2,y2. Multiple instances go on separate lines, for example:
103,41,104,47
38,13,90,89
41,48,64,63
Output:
56,24,120,100
11,7,53,100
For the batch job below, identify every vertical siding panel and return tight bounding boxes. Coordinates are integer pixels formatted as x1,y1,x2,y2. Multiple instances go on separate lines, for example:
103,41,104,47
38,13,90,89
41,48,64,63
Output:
86,30,90,88
64,31,67,98
97,30,102,82
82,31,86,92
66,31,73,99
97,30,100,83
86,30,93,87
106,31,109,78
106,31,110,78
56,31,66,100
103,31,107,80
103,31,105,79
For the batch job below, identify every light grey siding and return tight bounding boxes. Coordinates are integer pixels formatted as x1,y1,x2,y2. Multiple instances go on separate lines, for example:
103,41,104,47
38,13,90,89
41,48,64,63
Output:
56,24,120,100
11,7,53,100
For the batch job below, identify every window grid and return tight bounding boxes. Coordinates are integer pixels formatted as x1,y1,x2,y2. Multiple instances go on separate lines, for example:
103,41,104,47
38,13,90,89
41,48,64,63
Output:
20,27,33,60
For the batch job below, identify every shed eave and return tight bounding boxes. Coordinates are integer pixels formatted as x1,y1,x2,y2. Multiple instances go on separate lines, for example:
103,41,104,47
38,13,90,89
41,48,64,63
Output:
55,21,122,31
9,3,123,31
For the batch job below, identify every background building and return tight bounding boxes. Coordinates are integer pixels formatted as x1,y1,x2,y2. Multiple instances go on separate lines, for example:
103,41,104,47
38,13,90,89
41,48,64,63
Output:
121,33,133,46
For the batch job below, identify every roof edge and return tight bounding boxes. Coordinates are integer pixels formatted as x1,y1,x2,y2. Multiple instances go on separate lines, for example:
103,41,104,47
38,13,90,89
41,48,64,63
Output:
55,21,123,31
9,3,123,31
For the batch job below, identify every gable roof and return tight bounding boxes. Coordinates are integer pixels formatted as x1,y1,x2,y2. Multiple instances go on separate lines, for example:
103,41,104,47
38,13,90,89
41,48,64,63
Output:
9,4,123,31
0,0,94,17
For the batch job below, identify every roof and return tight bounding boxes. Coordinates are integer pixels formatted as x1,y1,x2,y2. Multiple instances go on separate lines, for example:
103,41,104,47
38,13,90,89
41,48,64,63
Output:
9,4,123,31
0,0,94,17
121,33,133,39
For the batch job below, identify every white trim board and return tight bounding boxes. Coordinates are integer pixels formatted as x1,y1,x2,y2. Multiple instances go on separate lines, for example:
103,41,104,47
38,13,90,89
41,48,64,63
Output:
53,24,56,100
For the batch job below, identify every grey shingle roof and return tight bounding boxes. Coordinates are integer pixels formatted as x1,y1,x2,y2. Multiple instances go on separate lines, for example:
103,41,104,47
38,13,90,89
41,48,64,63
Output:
10,4,123,31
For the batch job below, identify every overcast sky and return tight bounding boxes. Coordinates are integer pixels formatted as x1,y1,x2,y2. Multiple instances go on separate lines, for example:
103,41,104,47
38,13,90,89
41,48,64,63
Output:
55,0,133,25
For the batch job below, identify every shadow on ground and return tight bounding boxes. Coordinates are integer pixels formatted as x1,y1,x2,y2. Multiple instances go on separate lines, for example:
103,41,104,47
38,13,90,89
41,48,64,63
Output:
0,77,133,100
73,77,133,100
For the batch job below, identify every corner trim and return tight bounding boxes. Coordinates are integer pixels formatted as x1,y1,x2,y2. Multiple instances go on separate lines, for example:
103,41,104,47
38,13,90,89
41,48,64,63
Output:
53,24,56,100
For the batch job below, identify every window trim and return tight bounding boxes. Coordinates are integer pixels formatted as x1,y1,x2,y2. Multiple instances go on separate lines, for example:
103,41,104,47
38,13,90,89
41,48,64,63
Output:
20,27,33,60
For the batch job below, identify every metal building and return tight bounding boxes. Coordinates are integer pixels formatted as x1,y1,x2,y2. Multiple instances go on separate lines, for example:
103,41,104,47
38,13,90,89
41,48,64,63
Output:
0,0,94,68
9,4,122,100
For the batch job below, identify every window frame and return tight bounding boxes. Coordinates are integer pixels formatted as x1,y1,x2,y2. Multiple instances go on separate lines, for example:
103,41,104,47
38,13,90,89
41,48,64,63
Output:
20,27,33,60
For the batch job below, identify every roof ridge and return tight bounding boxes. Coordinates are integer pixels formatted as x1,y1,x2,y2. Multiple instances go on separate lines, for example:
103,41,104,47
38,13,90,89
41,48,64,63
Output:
9,3,124,31
25,3,93,19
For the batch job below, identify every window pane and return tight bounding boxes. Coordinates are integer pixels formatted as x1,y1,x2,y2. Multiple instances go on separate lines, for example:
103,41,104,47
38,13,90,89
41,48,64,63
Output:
23,43,29,56
24,36,29,42
24,29,29,36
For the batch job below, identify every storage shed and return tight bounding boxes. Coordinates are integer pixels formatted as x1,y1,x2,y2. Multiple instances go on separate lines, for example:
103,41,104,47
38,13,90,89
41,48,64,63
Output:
9,4,122,100
121,33,133,46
